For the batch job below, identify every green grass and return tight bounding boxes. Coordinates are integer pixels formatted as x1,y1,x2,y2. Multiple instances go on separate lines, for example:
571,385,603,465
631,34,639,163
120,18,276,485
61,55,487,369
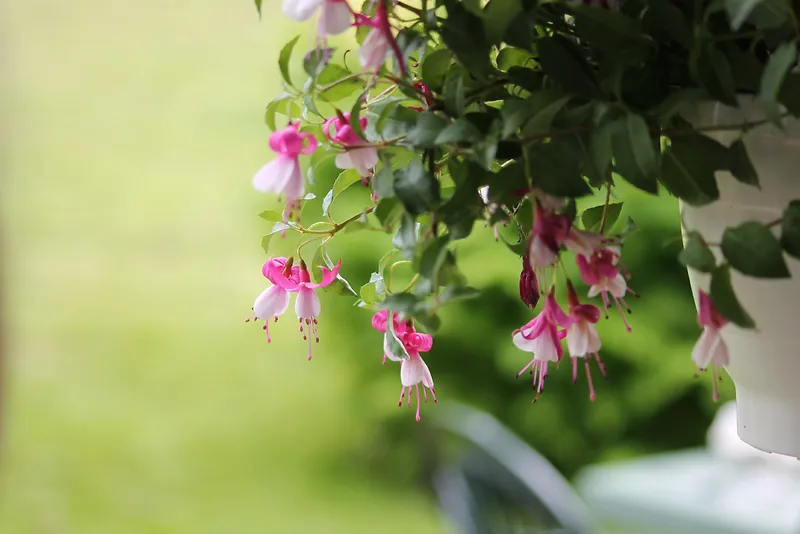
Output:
1,2,444,532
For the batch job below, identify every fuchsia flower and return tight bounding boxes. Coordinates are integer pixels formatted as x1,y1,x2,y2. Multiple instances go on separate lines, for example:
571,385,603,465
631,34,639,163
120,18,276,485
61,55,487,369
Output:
371,312,437,421
354,2,404,74
565,282,607,401
283,0,353,37
272,259,342,360
253,123,317,222
513,291,570,396
529,203,572,268
324,113,378,177
692,290,729,401
577,247,634,331
245,257,300,342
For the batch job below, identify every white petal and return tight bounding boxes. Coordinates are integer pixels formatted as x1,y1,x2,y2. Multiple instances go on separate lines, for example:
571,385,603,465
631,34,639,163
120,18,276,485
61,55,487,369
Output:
587,285,601,298
479,186,490,205
529,235,557,268
400,354,427,387
283,0,323,21
295,286,321,319
252,158,294,193
282,161,305,200
607,273,628,298
320,1,352,36
566,323,590,357
710,332,729,367
360,29,389,69
531,335,560,362
349,147,379,176
253,285,290,319
691,328,715,369
335,152,354,170
513,331,537,352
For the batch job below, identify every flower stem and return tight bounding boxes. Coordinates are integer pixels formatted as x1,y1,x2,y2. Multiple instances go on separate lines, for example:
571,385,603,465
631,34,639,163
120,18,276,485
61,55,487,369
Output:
599,183,612,234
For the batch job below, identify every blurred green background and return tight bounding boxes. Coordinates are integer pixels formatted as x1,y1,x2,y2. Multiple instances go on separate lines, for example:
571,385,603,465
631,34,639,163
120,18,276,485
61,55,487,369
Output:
0,1,731,532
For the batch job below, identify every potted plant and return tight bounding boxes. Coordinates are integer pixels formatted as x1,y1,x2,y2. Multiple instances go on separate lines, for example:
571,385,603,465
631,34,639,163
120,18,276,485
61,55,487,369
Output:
246,0,800,457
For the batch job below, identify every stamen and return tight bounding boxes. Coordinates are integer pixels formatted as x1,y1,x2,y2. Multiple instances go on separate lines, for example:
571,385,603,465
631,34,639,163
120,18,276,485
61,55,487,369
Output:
430,387,438,403
415,385,421,421
594,353,608,379
398,387,405,407
585,360,596,402
571,356,578,384
307,328,313,361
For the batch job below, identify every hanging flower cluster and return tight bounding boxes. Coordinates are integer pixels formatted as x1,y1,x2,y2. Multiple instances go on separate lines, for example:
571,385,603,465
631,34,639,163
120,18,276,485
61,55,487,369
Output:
245,0,800,419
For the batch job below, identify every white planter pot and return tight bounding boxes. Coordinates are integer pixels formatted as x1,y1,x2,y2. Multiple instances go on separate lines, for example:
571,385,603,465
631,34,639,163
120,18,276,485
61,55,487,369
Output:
682,100,800,459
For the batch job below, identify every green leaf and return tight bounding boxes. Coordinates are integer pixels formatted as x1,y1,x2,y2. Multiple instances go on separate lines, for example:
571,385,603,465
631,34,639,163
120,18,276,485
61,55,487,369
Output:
721,221,790,278
264,94,298,131
384,317,410,360
572,5,642,51
417,236,450,282
393,212,418,258
438,286,480,304
496,47,534,71
435,119,482,144
317,65,365,102
521,95,572,137
258,210,284,222
439,4,494,79
254,0,263,15
375,197,404,228
525,140,591,197
360,272,386,305
728,139,759,187
759,42,798,125
537,36,598,98
261,222,292,254
421,49,452,92
659,138,719,205
350,92,367,140
483,0,523,44
696,43,738,107
406,112,448,147
303,47,334,78
380,292,422,315
443,71,466,116
781,200,800,259
394,158,441,215
679,231,717,272
778,72,800,116
581,203,623,233
724,0,767,30
279,35,300,88
323,169,363,217
501,99,536,138
710,264,756,328
611,114,659,193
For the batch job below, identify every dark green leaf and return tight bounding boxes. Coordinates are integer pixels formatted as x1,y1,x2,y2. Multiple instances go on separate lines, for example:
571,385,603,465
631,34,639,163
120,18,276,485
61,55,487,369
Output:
385,318,411,360
501,99,537,138
375,197,404,228
443,71,466,116
393,212,418,257
483,0,523,44
380,292,421,315
696,43,738,107
261,222,292,254
417,236,450,281
659,138,719,205
572,5,642,51
421,49,452,92
721,221,790,278
303,47,335,78
525,140,591,197
496,47,534,71
439,4,494,79
781,200,800,259
537,36,598,98
521,95,572,137
317,65,365,102
279,35,301,88
710,264,756,328
581,203,623,233
679,231,717,272
759,42,798,125
439,286,480,303
312,244,357,296
778,72,800,116
435,119,482,144
725,0,767,30
407,112,448,147
360,272,386,305
394,158,441,215
611,114,659,193
728,139,759,187
350,93,367,140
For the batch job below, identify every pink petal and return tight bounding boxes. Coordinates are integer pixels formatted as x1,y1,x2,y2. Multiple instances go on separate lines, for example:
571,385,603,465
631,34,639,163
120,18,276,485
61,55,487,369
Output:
252,157,294,194
306,259,342,289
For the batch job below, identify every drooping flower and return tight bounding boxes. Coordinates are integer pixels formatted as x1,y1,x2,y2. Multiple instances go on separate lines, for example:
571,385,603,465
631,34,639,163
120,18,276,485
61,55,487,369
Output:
565,281,607,401
397,330,437,422
245,257,300,342
564,228,604,259
519,256,540,309
576,247,635,331
252,123,317,222
354,2,404,74
282,0,353,37
324,113,378,177
691,289,729,401
273,259,342,360
513,291,570,397
529,202,572,268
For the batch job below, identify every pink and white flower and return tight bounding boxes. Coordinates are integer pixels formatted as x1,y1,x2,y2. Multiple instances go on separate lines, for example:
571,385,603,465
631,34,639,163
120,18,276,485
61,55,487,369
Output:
253,123,317,222
354,3,403,73
397,331,437,422
324,113,378,177
273,259,342,360
565,282,607,401
529,203,571,268
692,289,729,401
245,257,300,342
283,0,353,37
577,247,635,331
513,291,570,396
